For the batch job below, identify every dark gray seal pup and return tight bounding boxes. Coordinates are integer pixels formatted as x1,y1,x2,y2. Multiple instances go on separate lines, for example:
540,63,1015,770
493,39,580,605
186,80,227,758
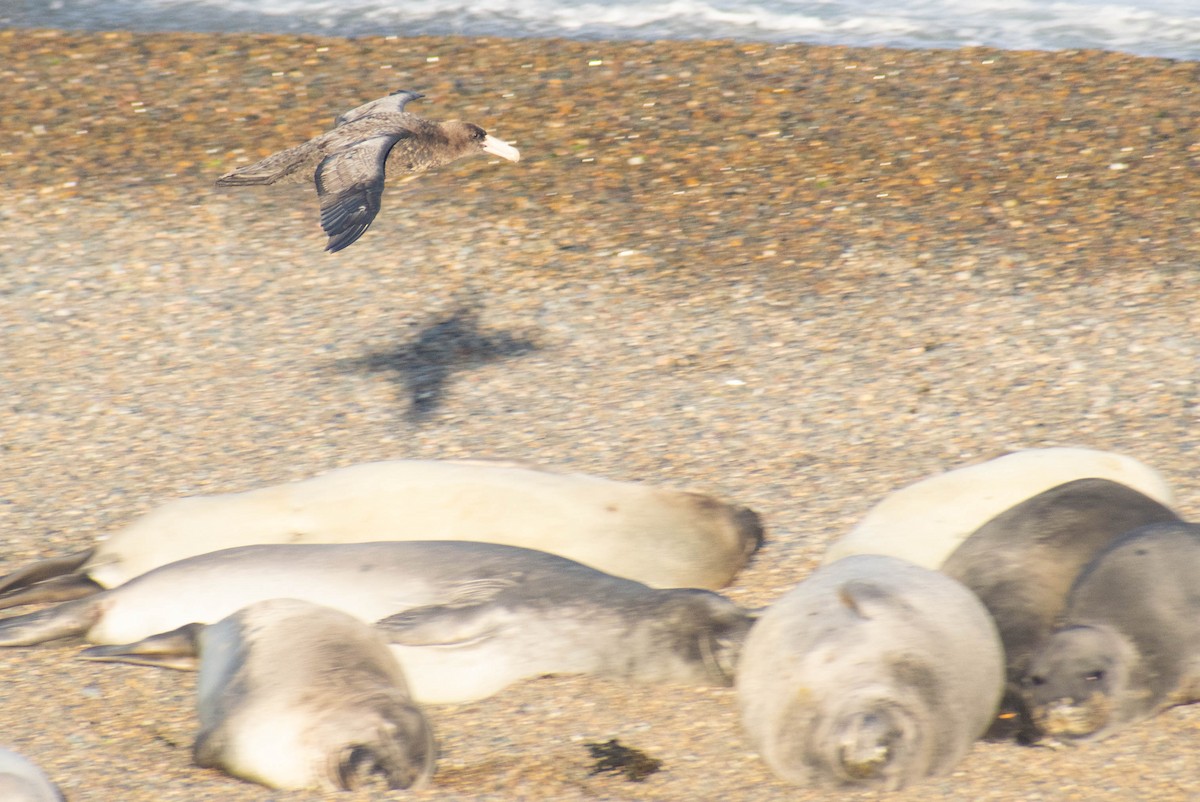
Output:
941,478,1179,740
215,89,520,251
94,598,435,791
0,541,754,704
737,555,1003,791
822,448,1173,569
0,459,764,608
0,747,64,802
1022,521,1200,742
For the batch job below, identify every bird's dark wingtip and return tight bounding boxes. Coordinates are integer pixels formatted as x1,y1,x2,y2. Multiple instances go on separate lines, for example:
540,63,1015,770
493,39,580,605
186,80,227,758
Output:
324,225,370,253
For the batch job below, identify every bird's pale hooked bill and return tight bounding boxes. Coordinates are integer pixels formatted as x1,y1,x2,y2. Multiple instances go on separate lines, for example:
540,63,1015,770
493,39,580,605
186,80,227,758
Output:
482,135,521,162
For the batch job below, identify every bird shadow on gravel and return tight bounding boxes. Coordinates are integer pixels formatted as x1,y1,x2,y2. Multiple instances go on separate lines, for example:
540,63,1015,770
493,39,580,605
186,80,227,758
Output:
332,297,541,422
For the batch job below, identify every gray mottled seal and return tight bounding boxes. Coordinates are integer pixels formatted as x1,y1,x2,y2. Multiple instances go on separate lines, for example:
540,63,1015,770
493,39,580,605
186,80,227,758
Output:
737,555,1003,791
822,447,1172,569
0,459,764,608
95,598,435,791
940,478,1179,740
215,89,520,251
0,747,64,802
0,541,754,704
1022,521,1200,742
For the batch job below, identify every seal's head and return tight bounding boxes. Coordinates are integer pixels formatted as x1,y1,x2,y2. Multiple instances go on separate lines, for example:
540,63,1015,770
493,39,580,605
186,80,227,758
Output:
807,658,942,791
1022,625,1128,740
829,699,922,789
643,589,756,685
324,692,436,791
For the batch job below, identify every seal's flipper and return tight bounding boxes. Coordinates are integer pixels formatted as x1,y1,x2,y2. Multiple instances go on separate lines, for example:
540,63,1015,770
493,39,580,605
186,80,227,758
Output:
193,727,227,771
0,597,102,646
0,573,105,611
80,623,204,670
375,603,502,647
0,549,94,595
440,576,519,606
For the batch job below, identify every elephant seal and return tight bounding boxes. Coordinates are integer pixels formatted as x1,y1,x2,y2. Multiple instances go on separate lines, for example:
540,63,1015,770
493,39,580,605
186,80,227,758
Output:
0,541,753,704
1022,521,1200,742
940,478,1179,740
0,459,763,607
737,555,1003,791
94,599,435,791
822,447,1172,569
216,89,520,252
0,748,64,802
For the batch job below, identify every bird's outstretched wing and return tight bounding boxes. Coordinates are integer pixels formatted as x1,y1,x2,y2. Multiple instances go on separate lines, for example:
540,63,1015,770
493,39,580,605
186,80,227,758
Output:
314,134,405,252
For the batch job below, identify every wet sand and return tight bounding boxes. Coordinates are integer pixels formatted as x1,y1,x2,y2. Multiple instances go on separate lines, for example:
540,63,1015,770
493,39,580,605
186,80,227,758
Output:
0,27,1198,801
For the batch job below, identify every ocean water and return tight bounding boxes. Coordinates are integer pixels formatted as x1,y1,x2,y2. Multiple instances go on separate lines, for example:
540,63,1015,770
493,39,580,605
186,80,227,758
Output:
4,0,1198,60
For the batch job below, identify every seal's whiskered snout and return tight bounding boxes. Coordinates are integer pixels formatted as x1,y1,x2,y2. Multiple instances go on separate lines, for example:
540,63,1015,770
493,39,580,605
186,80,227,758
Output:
334,733,433,792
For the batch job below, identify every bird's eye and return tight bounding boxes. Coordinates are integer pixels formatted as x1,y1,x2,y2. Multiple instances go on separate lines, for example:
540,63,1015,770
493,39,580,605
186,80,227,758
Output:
1024,674,1046,687
1084,670,1105,682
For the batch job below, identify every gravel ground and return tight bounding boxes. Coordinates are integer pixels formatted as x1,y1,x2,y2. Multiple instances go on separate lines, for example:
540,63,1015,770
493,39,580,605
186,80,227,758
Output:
1,27,1198,801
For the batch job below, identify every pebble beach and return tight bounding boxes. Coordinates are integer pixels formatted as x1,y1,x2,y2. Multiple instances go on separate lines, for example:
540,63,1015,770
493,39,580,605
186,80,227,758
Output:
2,26,1199,801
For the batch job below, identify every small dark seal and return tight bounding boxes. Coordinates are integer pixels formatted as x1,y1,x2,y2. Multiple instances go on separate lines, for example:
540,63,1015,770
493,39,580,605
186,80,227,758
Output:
941,478,1178,740
1022,521,1200,742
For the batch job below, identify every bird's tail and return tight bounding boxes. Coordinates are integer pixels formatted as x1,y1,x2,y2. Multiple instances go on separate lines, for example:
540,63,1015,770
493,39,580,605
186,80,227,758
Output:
215,143,311,186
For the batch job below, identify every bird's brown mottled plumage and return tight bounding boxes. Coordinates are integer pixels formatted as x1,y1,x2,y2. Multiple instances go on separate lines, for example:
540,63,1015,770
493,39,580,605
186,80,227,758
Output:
215,90,520,252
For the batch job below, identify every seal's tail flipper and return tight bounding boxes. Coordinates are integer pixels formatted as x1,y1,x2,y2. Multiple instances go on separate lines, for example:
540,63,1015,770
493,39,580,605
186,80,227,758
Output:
0,549,94,596
0,574,105,612
0,597,103,646
80,623,204,670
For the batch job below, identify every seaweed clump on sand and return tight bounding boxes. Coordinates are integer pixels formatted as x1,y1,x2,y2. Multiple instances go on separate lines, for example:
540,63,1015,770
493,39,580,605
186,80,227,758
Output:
585,739,663,782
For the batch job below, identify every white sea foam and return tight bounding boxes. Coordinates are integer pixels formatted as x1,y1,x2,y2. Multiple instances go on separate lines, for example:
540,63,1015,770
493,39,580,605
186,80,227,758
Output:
6,0,1198,59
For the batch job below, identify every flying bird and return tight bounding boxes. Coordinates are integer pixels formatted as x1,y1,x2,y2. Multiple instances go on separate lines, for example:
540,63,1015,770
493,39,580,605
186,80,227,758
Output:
216,90,521,252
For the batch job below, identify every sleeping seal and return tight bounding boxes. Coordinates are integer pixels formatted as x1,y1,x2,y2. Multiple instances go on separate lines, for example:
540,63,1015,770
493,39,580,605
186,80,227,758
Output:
0,747,64,802
1022,521,1200,742
0,541,753,704
822,447,1172,568
0,459,764,608
94,599,435,791
737,555,1003,791
940,478,1179,740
